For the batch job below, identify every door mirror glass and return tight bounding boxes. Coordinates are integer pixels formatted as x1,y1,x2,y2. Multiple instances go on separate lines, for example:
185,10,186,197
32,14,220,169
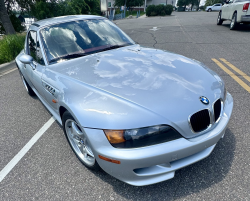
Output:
19,54,34,64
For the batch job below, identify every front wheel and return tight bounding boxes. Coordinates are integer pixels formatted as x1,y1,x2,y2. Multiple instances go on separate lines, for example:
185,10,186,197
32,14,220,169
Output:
230,13,238,30
217,11,223,25
208,8,212,12
62,111,100,171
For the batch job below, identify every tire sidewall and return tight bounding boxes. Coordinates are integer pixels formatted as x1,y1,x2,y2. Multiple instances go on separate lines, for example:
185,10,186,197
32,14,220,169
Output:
62,111,100,170
217,11,223,25
230,13,237,30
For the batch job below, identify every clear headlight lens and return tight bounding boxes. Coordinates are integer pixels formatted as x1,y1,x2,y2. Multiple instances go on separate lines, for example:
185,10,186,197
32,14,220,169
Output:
104,125,182,148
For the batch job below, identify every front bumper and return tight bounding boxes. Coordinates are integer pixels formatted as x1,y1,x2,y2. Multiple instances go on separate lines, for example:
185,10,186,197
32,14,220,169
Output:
241,15,250,22
84,93,233,186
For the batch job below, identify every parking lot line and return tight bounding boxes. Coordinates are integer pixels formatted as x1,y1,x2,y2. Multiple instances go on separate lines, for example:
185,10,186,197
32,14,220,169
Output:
0,68,17,78
212,58,250,93
219,58,250,83
0,117,55,183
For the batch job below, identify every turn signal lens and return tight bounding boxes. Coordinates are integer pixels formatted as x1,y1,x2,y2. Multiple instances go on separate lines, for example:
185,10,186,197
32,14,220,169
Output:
98,155,120,164
104,125,182,149
103,130,125,144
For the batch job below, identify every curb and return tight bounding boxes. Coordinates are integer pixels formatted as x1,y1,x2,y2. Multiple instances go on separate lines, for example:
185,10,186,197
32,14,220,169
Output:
0,60,16,74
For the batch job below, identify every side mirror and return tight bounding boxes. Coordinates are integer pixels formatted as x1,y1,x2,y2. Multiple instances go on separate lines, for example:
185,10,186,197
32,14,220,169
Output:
19,54,33,64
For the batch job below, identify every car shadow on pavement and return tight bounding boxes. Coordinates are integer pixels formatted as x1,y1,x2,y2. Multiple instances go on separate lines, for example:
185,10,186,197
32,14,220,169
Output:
96,128,236,200
222,24,250,32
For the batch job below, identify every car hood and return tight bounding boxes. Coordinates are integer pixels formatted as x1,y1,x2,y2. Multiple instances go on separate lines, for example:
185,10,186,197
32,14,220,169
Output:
49,45,224,138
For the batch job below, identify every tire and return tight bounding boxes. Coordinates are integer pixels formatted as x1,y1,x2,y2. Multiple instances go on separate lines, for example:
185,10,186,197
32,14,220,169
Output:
217,11,223,25
230,13,238,30
18,69,36,96
208,8,212,12
62,111,100,171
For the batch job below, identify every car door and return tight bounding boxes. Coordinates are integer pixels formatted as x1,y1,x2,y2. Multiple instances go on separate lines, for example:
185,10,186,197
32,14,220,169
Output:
26,30,46,97
214,4,221,10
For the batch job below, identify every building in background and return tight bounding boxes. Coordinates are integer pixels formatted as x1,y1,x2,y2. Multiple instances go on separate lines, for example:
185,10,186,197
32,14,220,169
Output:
107,0,177,11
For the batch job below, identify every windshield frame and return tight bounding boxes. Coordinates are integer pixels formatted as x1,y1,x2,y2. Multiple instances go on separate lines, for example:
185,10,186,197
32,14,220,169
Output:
38,18,135,65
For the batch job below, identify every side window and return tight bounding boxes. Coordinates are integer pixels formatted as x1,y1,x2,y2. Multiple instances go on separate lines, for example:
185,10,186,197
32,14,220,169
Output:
36,40,45,65
28,31,45,65
28,31,37,60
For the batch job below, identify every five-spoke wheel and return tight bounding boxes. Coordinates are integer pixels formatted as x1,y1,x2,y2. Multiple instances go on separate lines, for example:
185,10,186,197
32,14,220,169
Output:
62,111,100,170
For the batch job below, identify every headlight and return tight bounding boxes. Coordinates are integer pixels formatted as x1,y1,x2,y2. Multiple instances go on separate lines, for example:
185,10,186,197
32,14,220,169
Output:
104,125,182,148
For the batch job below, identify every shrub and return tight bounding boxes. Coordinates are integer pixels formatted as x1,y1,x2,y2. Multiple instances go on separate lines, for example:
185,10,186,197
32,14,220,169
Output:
155,4,165,15
146,4,173,17
160,10,166,16
0,34,26,64
165,5,173,15
150,11,157,16
146,5,156,17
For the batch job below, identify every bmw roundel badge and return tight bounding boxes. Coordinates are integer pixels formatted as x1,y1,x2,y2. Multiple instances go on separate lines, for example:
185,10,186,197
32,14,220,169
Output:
200,96,209,105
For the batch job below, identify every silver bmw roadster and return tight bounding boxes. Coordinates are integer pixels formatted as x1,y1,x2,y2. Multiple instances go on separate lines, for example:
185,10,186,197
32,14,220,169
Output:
15,15,233,186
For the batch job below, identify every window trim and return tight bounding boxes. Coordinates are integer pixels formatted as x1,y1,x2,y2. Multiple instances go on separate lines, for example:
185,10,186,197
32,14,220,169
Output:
27,30,46,66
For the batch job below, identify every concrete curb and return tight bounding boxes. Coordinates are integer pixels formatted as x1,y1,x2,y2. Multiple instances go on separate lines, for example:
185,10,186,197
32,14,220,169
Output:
0,61,16,74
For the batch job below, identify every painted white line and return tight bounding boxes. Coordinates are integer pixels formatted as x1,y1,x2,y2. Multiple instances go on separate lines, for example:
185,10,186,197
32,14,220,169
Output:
0,68,17,77
0,117,55,183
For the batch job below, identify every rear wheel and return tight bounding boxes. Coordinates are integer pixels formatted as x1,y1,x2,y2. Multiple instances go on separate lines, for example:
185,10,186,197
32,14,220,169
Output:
230,13,238,30
217,11,223,25
18,69,36,96
62,111,100,170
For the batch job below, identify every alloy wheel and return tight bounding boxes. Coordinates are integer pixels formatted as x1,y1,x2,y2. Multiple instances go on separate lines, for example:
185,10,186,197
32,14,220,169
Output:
65,119,95,166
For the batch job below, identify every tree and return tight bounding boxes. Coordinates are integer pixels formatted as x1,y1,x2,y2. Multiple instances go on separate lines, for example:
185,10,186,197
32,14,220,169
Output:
30,0,101,20
0,0,15,34
177,0,189,9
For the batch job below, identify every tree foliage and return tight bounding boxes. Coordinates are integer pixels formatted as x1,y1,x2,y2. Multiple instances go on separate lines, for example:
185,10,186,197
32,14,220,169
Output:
114,0,144,9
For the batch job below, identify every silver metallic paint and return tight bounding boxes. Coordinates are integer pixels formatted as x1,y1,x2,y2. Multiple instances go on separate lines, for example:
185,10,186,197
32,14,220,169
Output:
15,15,234,186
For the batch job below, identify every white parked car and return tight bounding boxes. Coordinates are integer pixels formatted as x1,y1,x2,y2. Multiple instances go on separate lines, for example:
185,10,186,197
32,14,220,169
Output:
206,3,222,12
217,0,250,29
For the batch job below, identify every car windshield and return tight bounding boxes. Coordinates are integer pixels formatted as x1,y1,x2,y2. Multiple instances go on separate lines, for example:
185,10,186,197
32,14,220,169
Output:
40,19,135,64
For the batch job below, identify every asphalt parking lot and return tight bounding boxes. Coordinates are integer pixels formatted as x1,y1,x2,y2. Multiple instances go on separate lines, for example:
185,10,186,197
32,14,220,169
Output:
0,11,250,200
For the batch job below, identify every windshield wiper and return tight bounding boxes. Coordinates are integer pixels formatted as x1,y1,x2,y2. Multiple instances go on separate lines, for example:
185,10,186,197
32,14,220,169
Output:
94,44,128,54
49,52,88,64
